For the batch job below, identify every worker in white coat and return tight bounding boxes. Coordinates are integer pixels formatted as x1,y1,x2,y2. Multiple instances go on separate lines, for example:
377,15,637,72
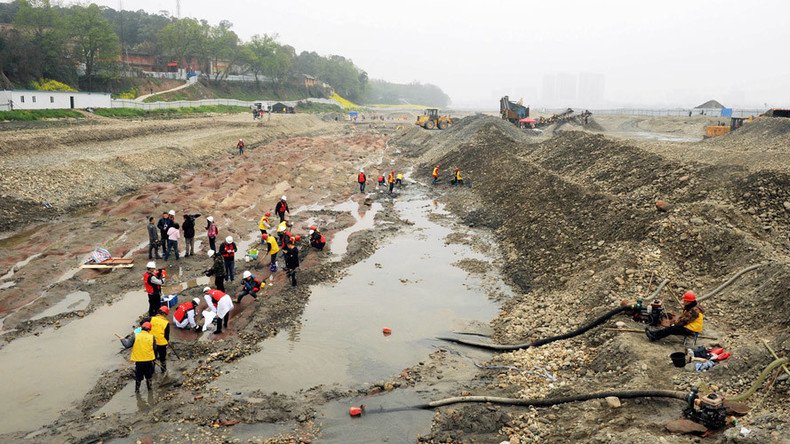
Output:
203,287,233,334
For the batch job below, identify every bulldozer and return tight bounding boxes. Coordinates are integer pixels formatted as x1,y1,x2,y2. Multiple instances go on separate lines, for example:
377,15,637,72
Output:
416,109,452,130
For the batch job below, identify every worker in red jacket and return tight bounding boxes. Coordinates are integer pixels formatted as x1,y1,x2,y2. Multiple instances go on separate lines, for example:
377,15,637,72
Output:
219,236,237,282
275,195,289,222
174,298,201,330
143,261,166,317
357,168,367,193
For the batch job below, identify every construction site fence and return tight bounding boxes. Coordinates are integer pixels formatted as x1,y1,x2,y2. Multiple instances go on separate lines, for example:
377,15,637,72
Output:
586,108,768,118
110,97,340,110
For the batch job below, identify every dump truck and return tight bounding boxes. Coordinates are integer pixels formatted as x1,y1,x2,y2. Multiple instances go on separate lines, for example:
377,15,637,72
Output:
416,109,452,130
500,96,529,124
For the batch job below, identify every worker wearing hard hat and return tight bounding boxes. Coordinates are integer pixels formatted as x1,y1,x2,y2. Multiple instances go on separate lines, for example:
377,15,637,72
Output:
646,291,704,341
283,236,300,287
275,195,289,222
357,169,367,193
204,250,226,292
387,171,396,194
237,270,263,303
432,164,440,185
237,138,245,155
203,287,233,334
131,321,156,393
150,306,171,373
143,261,166,317
262,233,280,272
309,226,326,251
219,236,237,281
451,168,463,186
258,212,272,235
174,298,202,330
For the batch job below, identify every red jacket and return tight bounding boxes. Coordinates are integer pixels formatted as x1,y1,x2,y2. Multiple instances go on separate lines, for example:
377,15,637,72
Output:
207,289,226,304
357,172,366,183
220,242,237,259
173,301,195,322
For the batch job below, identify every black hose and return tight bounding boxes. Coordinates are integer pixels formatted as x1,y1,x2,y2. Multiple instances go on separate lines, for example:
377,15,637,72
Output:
416,389,687,409
438,305,629,351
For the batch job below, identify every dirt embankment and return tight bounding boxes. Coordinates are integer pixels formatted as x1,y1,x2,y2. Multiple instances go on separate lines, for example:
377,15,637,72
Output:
0,113,335,232
394,115,790,442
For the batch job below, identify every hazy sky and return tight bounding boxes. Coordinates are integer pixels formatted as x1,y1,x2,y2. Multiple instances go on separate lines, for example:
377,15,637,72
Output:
78,0,789,109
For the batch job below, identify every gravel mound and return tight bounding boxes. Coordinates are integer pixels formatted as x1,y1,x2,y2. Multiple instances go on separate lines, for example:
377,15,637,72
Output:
710,116,790,151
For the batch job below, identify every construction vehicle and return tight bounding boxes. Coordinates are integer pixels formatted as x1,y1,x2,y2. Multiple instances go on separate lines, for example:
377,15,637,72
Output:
416,109,452,130
500,96,529,124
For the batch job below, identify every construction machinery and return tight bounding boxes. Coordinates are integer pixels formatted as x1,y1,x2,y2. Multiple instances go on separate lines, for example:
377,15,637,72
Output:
500,96,529,124
416,109,452,130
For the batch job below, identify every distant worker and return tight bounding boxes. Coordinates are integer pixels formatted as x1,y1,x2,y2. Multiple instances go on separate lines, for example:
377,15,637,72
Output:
204,250,226,292
131,321,156,393
150,306,171,373
203,287,233,334
283,237,300,287
262,233,280,272
143,262,166,317
206,216,218,252
309,225,326,250
357,169,367,193
237,139,245,155
219,236,237,281
237,270,263,303
258,212,271,235
174,298,201,330
182,213,200,257
147,216,160,260
164,222,181,261
646,291,704,341
387,170,396,194
432,164,440,185
396,172,404,186
378,174,385,188
275,196,289,222
451,168,463,186
157,211,174,257
276,220,289,244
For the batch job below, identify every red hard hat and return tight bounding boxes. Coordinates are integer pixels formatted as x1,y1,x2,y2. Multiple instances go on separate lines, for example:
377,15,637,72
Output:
294,235,302,242
265,212,271,217
284,231,291,237
262,233,269,239
683,291,697,303
159,305,169,315
309,225,317,231
289,236,296,243
141,322,152,330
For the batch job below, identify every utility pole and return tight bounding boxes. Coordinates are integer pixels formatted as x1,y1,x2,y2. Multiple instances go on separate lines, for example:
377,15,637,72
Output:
176,0,181,18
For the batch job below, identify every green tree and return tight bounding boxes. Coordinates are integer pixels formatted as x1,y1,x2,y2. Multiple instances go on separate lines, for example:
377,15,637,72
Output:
240,34,278,85
158,18,206,73
206,20,239,81
13,0,75,85
65,4,120,89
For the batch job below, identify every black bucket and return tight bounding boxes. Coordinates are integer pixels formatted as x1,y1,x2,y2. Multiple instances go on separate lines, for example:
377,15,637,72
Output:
670,352,687,368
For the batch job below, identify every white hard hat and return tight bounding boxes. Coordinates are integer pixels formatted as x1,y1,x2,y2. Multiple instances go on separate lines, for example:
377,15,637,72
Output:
203,287,211,293
193,298,201,305
281,195,287,201
360,168,364,173
242,270,252,279
226,236,233,243
207,216,214,222
239,138,243,142
309,230,314,235
168,210,176,216
207,250,215,257
146,261,156,269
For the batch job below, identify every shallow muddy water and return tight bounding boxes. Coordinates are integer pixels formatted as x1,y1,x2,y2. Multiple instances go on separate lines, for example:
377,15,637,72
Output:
0,291,143,434
212,196,499,397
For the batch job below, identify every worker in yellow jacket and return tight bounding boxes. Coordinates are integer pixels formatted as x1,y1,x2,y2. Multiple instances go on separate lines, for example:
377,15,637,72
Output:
258,212,271,235
131,322,156,393
150,306,171,373
646,292,704,341
451,167,463,186
262,233,280,272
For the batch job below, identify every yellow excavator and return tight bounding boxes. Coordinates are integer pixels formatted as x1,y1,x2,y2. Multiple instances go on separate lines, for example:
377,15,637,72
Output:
416,109,452,130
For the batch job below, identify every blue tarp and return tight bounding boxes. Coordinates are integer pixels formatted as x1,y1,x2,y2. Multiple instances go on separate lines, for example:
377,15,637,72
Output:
721,108,733,118
348,111,359,117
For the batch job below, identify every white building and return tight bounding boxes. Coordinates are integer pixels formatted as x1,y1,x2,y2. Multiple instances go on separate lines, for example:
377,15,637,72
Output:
0,90,112,111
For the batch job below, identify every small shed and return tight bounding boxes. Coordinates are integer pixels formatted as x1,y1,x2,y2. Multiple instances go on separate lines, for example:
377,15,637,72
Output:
271,102,294,113
693,100,726,117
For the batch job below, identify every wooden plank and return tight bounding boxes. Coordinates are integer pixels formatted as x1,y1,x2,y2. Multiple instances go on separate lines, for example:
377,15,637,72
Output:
80,264,134,269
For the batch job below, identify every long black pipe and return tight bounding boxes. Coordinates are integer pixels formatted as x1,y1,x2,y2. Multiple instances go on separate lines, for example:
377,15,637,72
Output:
437,305,629,351
416,389,687,409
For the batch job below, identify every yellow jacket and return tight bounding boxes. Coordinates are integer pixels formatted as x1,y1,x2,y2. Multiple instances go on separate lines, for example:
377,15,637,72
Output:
277,221,288,233
432,167,439,177
685,313,704,333
258,216,270,230
131,330,155,362
266,236,280,254
150,315,169,346
396,173,404,180
455,170,463,180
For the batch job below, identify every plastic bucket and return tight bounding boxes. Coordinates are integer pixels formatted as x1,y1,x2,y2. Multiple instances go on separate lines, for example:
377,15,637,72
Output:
670,352,687,368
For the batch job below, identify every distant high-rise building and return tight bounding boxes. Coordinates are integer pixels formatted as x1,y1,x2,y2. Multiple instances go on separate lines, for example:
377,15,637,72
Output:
555,73,577,103
541,75,557,105
578,73,605,108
